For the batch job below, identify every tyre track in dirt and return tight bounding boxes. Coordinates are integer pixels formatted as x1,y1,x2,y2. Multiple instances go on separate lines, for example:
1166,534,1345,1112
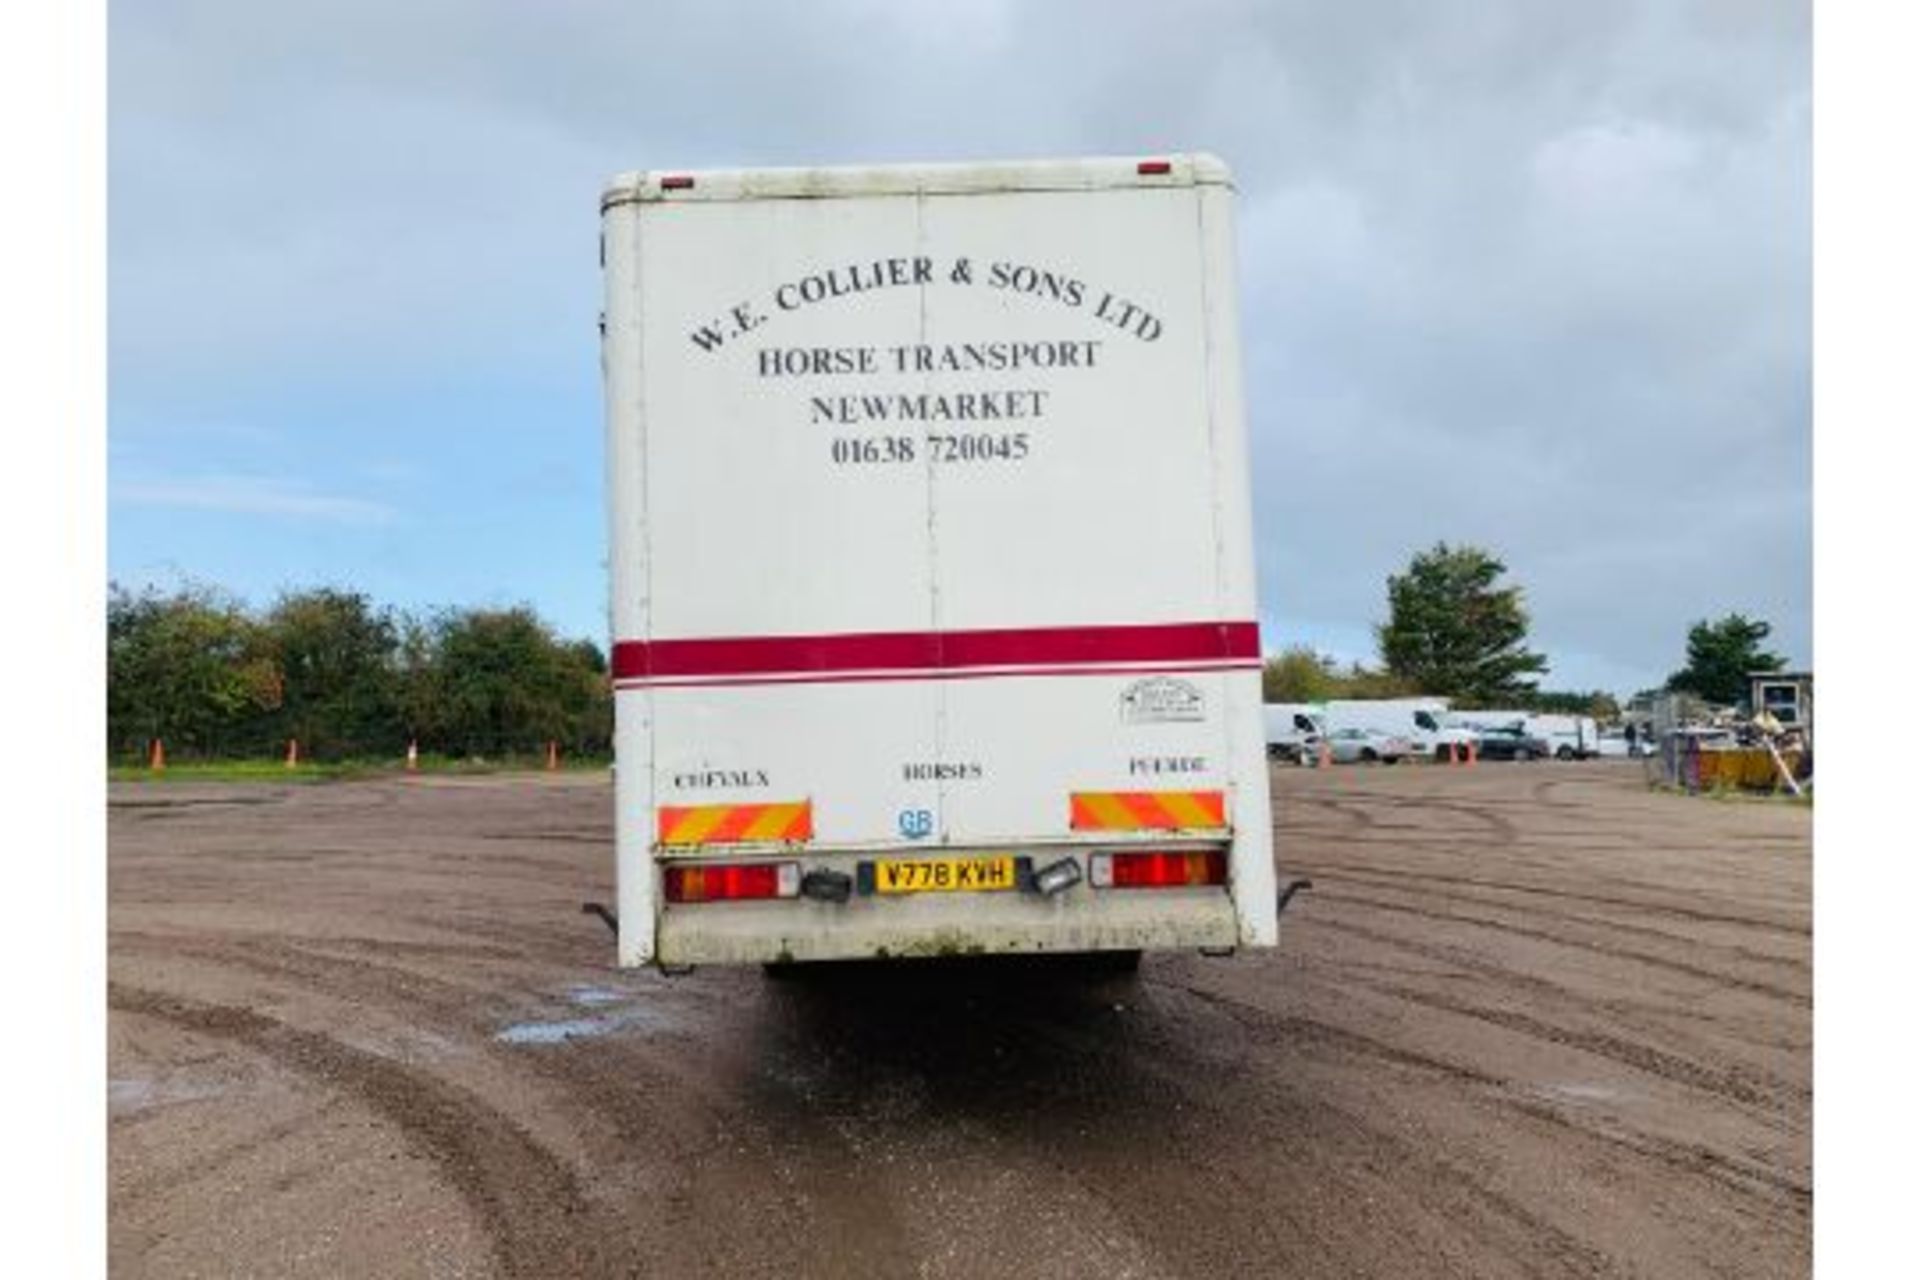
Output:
1114,975,1618,1278
1311,873,1809,976
1287,794,1379,834
1308,888,1810,1004
1155,973,1808,1217
109,983,596,1279
109,762,1810,1279
1299,912,1809,1115
1310,788,1522,844
1311,864,1808,938
1347,973,1803,1112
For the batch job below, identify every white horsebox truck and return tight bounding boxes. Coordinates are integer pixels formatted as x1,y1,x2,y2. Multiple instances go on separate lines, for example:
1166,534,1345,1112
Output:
599,154,1288,970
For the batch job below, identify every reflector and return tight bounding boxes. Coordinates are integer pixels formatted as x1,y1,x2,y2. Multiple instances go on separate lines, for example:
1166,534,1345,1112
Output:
664,861,799,903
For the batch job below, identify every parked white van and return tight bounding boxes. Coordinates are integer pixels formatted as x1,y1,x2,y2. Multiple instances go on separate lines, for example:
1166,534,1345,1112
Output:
1323,699,1476,761
1263,704,1326,762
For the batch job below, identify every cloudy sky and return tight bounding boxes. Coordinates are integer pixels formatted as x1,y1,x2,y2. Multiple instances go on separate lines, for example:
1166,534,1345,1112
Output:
108,0,1809,696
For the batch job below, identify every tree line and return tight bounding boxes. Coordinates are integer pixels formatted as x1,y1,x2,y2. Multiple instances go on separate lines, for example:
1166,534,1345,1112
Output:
107,584,612,762
1262,541,1787,717
109,549,1790,760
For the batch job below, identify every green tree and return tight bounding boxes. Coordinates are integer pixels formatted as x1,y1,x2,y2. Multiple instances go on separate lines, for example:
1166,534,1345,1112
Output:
106,585,615,763
1376,543,1548,703
564,638,615,755
1665,614,1785,706
265,589,402,758
1337,661,1421,700
429,607,610,758
1525,689,1622,720
1262,646,1420,702
106,583,281,759
393,614,443,747
1263,646,1340,702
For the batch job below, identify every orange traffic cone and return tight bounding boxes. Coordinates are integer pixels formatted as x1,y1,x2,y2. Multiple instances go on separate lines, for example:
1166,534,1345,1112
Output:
285,738,300,769
546,740,559,771
406,740,419,772
1317,740,1333,769
1466,739,1478,768
148,738,165,771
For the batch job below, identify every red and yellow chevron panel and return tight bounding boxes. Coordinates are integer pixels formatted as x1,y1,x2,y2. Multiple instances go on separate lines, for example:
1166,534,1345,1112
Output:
1070,790,1227,832
657,801,813,847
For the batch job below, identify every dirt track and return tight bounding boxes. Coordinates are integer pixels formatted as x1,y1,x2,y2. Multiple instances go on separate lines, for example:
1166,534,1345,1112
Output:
108,762,1810,1278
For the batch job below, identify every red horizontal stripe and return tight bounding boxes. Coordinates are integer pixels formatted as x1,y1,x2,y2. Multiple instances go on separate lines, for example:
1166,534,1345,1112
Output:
616,659,1260,691
612,621,1258,682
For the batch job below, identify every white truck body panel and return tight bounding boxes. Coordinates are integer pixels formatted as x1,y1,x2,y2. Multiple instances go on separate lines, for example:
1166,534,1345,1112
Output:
601,155,1277,966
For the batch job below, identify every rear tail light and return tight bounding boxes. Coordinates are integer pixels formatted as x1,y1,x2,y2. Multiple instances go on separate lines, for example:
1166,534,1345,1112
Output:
1089,850,1227,889
663,861,799,903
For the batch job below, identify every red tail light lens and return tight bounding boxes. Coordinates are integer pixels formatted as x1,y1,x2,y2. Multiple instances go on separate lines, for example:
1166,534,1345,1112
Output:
663,861,799,903
1137,159,1172,175
1090,850,1227,889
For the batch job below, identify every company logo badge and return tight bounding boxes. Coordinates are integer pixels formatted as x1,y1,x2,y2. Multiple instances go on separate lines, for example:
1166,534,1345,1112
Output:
1120,677,1205,725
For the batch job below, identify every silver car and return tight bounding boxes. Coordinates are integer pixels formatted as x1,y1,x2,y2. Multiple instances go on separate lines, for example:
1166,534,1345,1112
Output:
1325,727,1411,764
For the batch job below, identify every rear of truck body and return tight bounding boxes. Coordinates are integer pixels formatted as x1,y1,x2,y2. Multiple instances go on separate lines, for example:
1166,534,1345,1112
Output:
600,155,1278,968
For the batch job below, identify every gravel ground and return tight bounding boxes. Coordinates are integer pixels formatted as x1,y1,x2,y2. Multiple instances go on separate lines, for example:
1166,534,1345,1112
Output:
108,761,1810,1278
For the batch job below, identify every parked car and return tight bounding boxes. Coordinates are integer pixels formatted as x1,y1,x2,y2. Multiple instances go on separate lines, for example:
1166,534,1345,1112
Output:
1325,727,1411,764
1449,710,1596,759
1320,699,1475,761
1471,726,1549,761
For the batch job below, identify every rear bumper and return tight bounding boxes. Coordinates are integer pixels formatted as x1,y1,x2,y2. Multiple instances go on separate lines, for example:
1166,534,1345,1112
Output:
645,846,1246,966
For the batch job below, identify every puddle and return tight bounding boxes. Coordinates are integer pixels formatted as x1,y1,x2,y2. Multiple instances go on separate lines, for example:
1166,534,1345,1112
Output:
495,997,680,1046
109,1075,226,1115
109,1077,155,1111
497,1017,616,1046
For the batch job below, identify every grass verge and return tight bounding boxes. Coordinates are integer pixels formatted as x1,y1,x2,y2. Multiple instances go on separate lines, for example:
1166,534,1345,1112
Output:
107,756,613,784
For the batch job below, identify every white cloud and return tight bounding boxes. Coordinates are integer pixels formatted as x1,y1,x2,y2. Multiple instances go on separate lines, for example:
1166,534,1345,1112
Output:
107,0,1811,691
113,474,396,525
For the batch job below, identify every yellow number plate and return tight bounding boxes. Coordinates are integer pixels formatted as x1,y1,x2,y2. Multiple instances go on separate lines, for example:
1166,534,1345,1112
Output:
874,856,1016,894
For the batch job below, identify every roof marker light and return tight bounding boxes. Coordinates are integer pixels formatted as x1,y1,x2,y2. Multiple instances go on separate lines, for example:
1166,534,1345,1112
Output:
660,174,695,190
1137,160,1172,176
